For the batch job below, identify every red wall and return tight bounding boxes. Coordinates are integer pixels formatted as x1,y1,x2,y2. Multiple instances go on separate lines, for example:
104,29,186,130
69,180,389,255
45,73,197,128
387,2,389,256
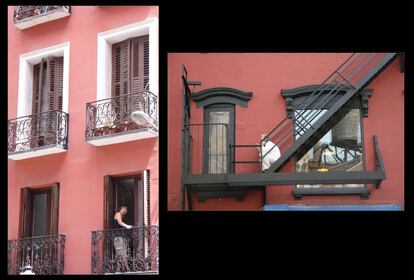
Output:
168,53,404,210
8,6,159,274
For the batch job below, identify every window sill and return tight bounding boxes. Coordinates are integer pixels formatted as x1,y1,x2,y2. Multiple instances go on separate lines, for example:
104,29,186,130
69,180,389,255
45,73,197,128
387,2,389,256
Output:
292,187,370,200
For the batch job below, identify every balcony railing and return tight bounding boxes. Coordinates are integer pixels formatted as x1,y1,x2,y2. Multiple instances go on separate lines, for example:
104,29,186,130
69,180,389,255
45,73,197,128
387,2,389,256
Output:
85,91,158,143
184,123,231,175
8,110,69,158
13,6,71,30
8,234,66,275
91,226,159,274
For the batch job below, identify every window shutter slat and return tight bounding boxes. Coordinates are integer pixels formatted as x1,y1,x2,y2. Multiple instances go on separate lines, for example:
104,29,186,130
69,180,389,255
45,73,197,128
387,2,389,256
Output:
143,38,149,90
31,63,43,148
46,57,56,112
19,187,33,238
112,40,130,121
56,57,64,111
143,170,151,258
131,37,141,93
131,35,149,94
51,183,60,235
46,57,64,112
32,63,42,115
112,35,149,122
104,176,114,230
143,170,150,227
43,57,63,142
122,40,130,120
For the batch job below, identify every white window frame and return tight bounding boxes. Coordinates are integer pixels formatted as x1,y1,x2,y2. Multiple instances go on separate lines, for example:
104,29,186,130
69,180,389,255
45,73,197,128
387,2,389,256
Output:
17,42,70,117
96,17,159,101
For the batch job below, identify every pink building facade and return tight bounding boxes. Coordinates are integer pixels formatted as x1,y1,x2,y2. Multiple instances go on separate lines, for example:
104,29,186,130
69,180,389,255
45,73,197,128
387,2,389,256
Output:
8,6,159,274
168,53,404,211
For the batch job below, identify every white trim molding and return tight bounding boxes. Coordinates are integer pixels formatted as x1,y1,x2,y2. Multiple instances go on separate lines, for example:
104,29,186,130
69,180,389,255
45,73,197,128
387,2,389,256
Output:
17,41,70,117
96,17,159,101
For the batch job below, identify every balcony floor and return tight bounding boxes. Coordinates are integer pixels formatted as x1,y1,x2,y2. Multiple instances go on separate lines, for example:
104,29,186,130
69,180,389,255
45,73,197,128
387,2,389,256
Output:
14,7,71,30
104,271,159,275
8,144,67,160
86,128,158,146
183,170,385,187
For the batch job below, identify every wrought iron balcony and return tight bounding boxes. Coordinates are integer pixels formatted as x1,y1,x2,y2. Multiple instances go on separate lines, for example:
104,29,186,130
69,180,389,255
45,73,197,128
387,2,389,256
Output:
91,226,159,275
8,110,69,160
13,6,71,30
8,234,66,275
86,91,158,146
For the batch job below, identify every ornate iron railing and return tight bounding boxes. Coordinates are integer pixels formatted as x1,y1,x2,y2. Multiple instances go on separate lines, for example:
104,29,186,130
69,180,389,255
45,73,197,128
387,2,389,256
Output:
8,110,69,155
13,6,71,24
85,91,158,140
91,226,159,274
8,234,66,275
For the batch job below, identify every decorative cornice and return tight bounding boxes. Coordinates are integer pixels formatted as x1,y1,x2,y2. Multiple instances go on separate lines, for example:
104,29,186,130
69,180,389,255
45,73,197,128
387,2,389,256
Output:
280,84,373,117
281,84,352,98
191,87,253,108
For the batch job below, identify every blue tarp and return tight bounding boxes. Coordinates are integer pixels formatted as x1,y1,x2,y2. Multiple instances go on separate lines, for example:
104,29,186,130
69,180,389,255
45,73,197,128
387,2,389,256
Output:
262,204,401,211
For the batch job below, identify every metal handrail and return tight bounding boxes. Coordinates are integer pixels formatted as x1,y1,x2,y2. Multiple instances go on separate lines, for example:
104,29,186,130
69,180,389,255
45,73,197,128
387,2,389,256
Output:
8,233,65,242
8,234,66,275
85,91,158,139
258,53,386,163
8,109,68,122
91,226,158,274
8,110,69,154
86,90,157,106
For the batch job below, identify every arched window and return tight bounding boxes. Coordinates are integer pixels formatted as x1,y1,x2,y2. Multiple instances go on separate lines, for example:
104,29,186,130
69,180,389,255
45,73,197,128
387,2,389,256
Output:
191,87,252,174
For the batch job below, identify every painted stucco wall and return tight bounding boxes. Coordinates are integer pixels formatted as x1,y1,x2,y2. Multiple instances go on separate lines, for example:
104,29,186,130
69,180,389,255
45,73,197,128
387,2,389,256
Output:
168,53,404,211
8,6,159,274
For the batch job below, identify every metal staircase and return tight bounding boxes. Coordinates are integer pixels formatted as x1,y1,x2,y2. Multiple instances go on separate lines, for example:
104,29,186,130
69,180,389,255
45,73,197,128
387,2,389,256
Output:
262,53,398,173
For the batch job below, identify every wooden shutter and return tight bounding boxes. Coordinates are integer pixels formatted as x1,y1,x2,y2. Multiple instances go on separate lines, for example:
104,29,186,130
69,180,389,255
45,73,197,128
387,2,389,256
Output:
131,35,149,94
104,176,115,230
112,40,130,121
143,170,151,258
46,57,64,112
50,183,60,235
32,62,43,116
31,63,43,148
19,187,33,238
56,57,64,110
143,39,149,90
44,57,63,142
112,36,149,121
143,170,150,227
30,58,63,147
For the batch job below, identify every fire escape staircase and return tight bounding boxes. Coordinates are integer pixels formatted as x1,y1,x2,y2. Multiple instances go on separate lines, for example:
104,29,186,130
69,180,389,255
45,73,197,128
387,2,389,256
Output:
262,53,397,173
180,53,398,209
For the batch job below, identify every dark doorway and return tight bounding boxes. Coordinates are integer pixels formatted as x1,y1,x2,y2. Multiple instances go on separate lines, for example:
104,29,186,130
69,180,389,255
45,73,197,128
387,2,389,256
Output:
18,184,60,274
19,183,59,239
31,189,52,237
104,174,143,230
104,173,146,272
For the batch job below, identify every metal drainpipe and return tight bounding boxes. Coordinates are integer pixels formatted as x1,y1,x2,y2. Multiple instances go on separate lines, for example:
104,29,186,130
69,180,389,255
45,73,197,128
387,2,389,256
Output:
180,93,186,211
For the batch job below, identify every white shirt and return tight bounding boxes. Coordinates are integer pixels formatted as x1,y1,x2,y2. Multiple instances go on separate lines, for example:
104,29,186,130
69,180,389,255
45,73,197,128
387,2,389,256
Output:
260,141,281,171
